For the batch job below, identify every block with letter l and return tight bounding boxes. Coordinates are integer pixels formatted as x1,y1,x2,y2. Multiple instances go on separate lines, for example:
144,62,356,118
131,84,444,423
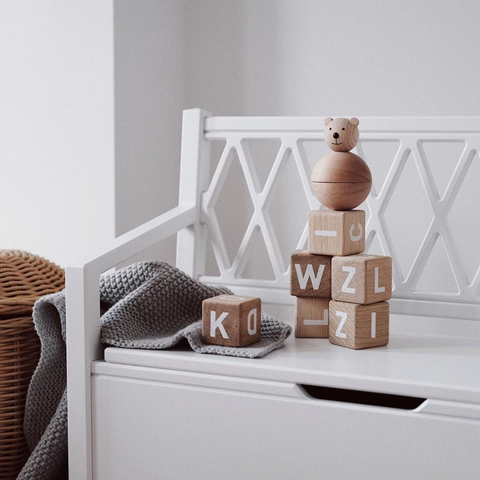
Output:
202,295,261,347
308,209,365,256
295,297,330,338
290,250,331,297
332,254,392,304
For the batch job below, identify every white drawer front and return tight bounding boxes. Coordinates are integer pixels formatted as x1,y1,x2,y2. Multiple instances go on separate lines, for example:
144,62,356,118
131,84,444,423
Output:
92,371,480,480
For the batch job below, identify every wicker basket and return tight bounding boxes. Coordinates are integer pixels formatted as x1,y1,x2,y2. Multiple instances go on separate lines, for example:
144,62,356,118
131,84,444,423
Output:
0,250,64,480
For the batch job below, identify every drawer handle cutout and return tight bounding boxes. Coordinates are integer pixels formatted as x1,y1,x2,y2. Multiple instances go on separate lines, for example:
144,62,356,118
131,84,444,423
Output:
300,385,426,410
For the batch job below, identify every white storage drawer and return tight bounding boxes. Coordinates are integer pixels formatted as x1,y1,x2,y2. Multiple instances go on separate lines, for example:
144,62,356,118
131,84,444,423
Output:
91,362,480,480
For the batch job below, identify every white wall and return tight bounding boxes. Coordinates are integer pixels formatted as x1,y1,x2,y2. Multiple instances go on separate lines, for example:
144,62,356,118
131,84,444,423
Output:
114,0,185,265
183,0,480,292
2,0,479,277
111,0,480,309
185,0,480,116
0,1,115,267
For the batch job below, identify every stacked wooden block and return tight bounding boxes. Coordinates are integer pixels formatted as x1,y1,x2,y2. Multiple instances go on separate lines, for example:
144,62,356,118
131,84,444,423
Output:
291,209,392,349
203,118,391,351
201,294,262,347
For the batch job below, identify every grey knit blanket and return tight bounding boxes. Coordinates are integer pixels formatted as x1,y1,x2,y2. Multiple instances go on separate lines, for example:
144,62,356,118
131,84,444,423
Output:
19,262,291,480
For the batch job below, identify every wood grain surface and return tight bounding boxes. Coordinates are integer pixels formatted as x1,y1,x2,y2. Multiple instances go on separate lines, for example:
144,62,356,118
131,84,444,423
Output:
290,250,331,298
329,300,389,350
311,150,372,210
324,117,360,152
296,297,330,338
332,254,392,304
311,181,371,211
311,151,372,183
202,295,262,347
308,210,365,256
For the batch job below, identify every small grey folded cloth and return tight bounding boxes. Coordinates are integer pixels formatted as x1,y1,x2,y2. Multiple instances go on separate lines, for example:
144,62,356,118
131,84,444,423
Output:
19,262,291,480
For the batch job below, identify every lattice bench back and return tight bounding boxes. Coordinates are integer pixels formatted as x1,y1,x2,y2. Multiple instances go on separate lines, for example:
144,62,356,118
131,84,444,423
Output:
176,111,480,320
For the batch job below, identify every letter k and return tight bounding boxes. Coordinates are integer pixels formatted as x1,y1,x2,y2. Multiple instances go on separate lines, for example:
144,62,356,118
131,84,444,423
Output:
210,311,229,338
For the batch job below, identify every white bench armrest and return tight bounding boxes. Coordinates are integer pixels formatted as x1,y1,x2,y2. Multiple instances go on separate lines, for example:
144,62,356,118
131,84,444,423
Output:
66,204,196,275
65,203,196,479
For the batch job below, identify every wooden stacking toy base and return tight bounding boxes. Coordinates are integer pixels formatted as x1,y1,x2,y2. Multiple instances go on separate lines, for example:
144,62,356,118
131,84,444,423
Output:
291,116,392,349
293,206,392,347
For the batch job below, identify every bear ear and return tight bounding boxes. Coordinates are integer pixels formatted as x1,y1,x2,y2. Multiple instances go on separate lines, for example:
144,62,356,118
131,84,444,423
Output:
324,117,333,126
350,117,359,127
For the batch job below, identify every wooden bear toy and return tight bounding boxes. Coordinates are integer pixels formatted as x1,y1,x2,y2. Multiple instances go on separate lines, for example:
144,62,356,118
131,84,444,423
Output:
311,117,372,211
290,117,393,348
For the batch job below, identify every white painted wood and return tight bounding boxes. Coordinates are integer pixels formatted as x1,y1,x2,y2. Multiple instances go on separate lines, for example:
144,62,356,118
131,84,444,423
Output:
68,205,196,273
205,116,480,134
66,204,195,480
195,280,480,320
389,297,480,320
67,112,480,479
66,267,101,480
91,368,480,480
92,362,303,399
104,329,480,405
175,108,211,277
198,116,480,319
416,399,480,421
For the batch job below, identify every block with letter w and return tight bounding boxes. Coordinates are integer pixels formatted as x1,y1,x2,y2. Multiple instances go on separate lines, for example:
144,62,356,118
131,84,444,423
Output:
290,250,331,298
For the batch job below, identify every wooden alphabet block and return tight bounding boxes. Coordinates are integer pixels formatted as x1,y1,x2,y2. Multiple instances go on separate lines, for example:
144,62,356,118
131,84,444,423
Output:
329,300,389,349
290,250,331,297
308,210,365,256
332,254,392,304
295,297,330,338
202,295,261,347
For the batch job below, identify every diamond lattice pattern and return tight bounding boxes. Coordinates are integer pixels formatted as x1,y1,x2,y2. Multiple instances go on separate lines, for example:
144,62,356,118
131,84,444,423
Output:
201,131,480,305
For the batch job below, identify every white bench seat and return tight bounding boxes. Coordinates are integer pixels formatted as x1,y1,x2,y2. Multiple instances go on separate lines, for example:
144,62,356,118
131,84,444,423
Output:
90,321,480,480
100,323,480,406
67,111,480,479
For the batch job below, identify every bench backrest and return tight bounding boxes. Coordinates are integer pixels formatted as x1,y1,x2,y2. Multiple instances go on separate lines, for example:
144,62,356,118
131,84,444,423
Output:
176,109,480,320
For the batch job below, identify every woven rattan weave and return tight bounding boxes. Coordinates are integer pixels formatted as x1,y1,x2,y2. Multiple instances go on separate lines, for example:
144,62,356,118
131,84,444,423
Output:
0,250,64,479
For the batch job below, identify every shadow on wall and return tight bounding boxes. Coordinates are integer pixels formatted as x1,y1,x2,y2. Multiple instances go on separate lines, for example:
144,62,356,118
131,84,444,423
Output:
115,0,186,266
185,0,282,116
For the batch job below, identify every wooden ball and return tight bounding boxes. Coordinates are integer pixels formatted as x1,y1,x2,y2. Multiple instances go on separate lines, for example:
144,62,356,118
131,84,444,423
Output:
311,182,372,211
311,151,372,211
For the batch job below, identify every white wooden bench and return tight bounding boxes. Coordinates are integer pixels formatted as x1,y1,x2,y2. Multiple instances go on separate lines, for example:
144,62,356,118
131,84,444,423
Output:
66,109,480,480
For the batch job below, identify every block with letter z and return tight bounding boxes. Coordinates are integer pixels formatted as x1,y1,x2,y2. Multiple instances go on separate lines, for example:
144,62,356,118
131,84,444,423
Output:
332,254,392,304
329,300,389,349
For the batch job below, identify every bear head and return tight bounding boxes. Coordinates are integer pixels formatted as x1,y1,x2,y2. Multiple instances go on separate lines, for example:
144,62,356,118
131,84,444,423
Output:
324,117,359,152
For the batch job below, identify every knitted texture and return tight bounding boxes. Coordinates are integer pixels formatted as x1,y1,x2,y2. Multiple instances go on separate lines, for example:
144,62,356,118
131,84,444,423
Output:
19,262,291,479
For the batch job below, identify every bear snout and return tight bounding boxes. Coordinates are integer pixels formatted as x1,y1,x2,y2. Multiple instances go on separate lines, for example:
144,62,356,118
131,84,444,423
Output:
333,132,340,139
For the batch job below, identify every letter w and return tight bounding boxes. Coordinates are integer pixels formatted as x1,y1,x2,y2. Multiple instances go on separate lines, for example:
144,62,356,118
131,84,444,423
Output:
295,264,325,290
